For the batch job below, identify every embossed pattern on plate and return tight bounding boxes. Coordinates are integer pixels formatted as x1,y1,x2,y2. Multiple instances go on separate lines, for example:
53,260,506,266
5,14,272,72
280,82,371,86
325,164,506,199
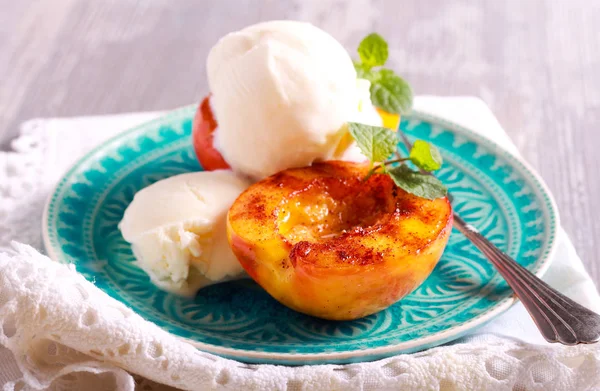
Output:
43,106,559,364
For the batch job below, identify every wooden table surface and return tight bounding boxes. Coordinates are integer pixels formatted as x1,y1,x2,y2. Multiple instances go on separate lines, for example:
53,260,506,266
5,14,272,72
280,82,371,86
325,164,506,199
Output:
1,0,599,286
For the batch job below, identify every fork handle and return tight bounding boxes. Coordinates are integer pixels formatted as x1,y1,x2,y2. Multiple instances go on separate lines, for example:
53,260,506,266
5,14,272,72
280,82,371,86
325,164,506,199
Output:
452,213,600,345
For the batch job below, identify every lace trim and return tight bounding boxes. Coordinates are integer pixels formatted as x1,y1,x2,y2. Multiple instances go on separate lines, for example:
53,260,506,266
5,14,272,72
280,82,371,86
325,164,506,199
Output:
0,120,50,252
1,244,599,390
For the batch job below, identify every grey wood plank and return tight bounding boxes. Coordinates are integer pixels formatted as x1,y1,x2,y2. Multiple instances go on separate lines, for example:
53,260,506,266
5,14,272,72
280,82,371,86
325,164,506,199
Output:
0,0,598,286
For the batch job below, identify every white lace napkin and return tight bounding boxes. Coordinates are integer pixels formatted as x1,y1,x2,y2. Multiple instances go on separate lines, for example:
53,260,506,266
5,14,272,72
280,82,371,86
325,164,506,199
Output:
1,97,599,391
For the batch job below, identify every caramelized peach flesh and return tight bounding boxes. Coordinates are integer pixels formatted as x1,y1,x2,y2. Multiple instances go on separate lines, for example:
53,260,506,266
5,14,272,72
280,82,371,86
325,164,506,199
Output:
227,161,453,320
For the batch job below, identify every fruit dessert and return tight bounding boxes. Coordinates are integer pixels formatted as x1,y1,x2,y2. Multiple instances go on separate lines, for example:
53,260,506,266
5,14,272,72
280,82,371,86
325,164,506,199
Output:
120,20,452,320
228,161,452,320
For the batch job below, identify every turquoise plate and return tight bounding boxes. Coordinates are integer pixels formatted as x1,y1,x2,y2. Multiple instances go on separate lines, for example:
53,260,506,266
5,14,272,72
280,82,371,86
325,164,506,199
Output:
43,105,559,365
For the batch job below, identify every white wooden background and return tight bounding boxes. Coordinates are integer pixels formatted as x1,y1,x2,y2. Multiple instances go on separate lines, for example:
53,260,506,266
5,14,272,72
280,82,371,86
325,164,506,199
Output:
1,0,599,285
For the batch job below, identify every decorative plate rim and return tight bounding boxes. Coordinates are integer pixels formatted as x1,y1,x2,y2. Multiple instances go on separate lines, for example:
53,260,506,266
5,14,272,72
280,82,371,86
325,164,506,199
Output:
42,105,560,364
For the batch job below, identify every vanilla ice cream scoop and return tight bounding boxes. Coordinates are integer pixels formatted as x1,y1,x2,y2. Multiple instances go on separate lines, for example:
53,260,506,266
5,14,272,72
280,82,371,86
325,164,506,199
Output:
207,21,359,180
118,171,250,296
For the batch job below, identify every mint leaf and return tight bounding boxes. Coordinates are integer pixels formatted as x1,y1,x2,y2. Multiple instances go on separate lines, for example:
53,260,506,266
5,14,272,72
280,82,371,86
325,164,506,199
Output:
370,69,413,114
354,61,365,77
409,140,443,171
348,122,397,162
357,33,388,69
388,165,447,200
354,61,374,81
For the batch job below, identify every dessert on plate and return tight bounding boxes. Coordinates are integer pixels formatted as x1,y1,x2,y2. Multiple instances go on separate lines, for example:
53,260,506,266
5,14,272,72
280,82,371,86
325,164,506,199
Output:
119,20,451,320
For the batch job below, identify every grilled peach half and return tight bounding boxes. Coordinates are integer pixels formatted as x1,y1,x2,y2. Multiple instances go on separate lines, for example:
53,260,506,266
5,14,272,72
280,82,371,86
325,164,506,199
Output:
227,161,452,320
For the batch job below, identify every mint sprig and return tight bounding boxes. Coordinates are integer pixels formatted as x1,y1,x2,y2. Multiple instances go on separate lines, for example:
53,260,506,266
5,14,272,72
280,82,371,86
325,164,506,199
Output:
353,61,374,80
349,34,443,199
371,70,413,115
409,140,443,171
388,165,447,200
348,122,397,163
357,33,389,68
348,122,447,200
353,33,414,115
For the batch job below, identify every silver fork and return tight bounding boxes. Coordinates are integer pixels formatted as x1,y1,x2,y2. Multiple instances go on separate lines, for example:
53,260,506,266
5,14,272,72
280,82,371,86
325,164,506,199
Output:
399,133,600,345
